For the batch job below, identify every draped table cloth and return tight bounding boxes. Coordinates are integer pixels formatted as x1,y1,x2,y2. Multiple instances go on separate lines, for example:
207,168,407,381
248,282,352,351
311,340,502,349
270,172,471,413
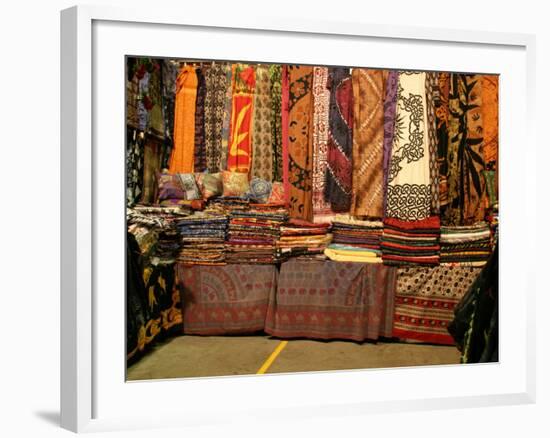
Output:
176,263,278,335
265,259,397,341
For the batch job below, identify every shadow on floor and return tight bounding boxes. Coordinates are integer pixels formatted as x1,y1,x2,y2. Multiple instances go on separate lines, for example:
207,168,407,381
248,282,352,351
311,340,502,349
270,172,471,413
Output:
34,410,59,427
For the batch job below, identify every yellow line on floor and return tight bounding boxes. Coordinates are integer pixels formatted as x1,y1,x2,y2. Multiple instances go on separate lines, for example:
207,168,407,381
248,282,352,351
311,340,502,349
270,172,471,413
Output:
256,341,288,374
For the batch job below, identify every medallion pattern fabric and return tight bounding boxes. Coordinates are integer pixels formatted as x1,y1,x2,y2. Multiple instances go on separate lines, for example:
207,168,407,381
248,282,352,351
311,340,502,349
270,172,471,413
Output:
386,71,431,221
177,263,278,335
169,66,198,173
425,72,440,214
227,64,256,173
382,71,399,216
204,63,229,172
325,68,354,212
392,265,481,345
269,65,284,182
287,65,314,220
443,74,486,225
351,69,385,218
311,66,334,222
193,67,207,172
265,260,397,341
250,65,274,181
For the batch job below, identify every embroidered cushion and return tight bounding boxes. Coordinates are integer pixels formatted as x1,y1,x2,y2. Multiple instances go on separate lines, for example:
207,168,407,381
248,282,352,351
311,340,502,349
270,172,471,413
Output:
195,172,223,199
222,171,250,197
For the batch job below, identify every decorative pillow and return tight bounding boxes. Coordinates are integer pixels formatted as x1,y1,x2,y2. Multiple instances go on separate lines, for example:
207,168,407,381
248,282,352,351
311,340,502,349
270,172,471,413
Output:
222,171,250,197
246,177,272,203
267,181,285,204
195,172,223,199
157,172,186,201
176,173,202,200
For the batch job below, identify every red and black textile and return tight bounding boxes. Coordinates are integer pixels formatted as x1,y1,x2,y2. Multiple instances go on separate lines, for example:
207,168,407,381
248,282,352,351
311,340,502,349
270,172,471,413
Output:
193,66,207,172
324,67,354,212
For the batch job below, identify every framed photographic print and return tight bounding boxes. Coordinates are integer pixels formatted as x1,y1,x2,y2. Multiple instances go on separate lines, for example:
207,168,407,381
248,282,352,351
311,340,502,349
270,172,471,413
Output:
61,4,536,433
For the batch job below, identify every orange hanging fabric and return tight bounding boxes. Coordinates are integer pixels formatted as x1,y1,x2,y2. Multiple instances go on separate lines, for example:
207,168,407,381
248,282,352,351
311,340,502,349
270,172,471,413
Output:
227,64,256,173
169,66,198,173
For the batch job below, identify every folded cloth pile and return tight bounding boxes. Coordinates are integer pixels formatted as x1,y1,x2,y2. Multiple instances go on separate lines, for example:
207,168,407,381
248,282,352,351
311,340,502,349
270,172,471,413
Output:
225,209,288,264
440,222,492,266
207,196,250,214
176,212,228,265
330,214,384,253
277,219,332,261
381,216,441,266
324,244,382,263
127,205,191,265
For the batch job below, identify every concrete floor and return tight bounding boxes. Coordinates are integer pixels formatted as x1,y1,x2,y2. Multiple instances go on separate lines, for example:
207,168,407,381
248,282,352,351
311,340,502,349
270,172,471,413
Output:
127,335,461,380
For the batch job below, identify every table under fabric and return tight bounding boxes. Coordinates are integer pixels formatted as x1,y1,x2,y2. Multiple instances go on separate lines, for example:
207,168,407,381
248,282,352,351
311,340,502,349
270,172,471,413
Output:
176,263,278,334
392,265,482,345
264,260,398,342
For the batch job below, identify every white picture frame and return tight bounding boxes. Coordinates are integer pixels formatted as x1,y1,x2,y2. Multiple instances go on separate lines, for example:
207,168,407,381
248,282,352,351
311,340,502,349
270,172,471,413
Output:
60,4,536,433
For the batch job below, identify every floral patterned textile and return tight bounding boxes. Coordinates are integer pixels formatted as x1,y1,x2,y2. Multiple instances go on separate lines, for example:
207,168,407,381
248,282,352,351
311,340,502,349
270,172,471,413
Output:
222,170,250,197
393,265,481,345
265,259,397,341
176,263,278,334
251,65,274,181
311,66,334,222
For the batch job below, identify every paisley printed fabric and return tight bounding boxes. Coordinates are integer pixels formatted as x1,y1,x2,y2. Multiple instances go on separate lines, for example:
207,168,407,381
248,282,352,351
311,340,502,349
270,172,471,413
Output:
382,71,399,216
169,66,198,173
204,63,229,172
425,72,440,214
287,65,314,220
269,65,283,182
386,71,431,221
227,64,255,173
442,74,486,225
311,66,334,222
251,65,274,181
193,67,207,172
351,68,385,218
220,65,233,171
325,67,353,212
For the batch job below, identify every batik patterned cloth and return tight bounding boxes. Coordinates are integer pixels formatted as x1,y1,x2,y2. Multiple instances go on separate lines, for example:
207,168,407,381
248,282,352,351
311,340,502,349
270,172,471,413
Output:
227,64,256,173
287,65,314,220
160,60,178,169
251,65,274,181
220,65,233,171
141,136,162,204
351,68,385,218
435,72,450,207
269,65,283,182
325,67,353,212
443,74,486,225
481,75,499,201
311,66,334,223
127,128,145,206
204,63,229,172
169,66,198,173
265,259,397,341
281,65,290,205
193,67,207,172
425,72,440,214
392,265,481,345
176,263,278,334
386,71,431,221
382,71,399,216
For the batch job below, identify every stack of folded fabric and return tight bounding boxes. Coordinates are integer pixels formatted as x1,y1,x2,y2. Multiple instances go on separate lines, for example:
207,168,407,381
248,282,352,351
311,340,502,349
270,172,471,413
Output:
176,212,228,265
330,215,383,251
277,219,332,261
381,216,441,266
440,222,492,266
207,196,250,214
225,209,288,264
